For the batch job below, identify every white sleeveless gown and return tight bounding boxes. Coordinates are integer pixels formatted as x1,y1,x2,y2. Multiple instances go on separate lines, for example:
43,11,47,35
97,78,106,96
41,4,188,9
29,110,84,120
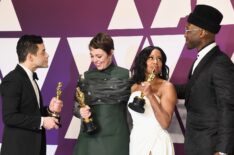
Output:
128,91,175,155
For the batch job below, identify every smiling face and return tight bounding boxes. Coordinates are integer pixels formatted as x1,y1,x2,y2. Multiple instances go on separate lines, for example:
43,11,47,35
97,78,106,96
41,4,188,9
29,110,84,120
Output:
146,49,162,76
90,47,112,70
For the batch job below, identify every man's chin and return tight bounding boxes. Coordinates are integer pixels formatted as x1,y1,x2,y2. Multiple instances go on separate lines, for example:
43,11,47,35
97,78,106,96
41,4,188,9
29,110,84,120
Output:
96,67,103,70
40,65,48,68
186,45,194,50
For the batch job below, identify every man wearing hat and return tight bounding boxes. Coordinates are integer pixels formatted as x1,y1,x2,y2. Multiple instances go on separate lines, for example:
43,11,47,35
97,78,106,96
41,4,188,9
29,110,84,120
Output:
175,5,234,155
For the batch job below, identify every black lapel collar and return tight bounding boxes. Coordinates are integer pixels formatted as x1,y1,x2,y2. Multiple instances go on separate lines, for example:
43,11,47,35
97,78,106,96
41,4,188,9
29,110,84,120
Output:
192,46,219,78
16,65,42,110
15,64,29,79
185,46,220,103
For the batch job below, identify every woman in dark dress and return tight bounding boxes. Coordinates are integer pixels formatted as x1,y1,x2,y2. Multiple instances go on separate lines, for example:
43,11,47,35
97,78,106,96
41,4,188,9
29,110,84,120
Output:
73,32,131,155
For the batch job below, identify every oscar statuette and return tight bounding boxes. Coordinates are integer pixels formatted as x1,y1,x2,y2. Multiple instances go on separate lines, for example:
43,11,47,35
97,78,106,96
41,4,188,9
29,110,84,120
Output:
47,82,62,127
128,70,155,113
76,87,97,134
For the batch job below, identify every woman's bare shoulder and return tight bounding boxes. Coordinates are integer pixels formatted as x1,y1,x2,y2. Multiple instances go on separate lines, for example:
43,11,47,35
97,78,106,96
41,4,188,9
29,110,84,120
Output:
161,80,177,98
162,80,174,88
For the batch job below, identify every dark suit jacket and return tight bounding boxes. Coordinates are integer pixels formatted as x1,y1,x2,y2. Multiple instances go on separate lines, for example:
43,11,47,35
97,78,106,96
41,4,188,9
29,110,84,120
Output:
0,65,49,155
176,46,234,155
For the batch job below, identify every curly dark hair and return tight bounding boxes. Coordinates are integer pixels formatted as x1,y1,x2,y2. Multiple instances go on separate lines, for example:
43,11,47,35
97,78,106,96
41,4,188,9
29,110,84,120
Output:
131,46,169,84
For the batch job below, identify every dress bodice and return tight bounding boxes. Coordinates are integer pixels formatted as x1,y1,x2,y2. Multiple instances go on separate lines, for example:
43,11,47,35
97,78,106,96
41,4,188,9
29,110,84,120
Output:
128,91,175,155
128,91,162,130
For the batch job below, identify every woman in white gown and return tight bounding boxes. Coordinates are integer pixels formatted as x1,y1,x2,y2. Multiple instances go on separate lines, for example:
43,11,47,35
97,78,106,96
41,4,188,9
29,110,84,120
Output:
128,46,177,155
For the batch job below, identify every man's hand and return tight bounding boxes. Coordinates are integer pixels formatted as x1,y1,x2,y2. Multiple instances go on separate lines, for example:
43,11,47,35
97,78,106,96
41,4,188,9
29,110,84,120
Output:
43,117,59,130
49,97,63,113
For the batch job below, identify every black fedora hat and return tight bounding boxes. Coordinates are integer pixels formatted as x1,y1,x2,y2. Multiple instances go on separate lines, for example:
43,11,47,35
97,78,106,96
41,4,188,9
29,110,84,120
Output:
188,5,223,34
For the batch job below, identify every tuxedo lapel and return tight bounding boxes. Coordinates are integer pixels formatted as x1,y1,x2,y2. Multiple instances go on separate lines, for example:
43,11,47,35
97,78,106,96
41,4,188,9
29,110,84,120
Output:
188,59,197,79
16,65,41,111
185,47,219,104
192,52,215,78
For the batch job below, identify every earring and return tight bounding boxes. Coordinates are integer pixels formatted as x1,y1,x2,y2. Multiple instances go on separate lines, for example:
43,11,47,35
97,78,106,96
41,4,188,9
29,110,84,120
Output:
159,72,162,77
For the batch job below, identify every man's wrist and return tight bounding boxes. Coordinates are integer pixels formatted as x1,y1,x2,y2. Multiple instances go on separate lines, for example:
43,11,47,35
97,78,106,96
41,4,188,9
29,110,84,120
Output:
47,107,53,113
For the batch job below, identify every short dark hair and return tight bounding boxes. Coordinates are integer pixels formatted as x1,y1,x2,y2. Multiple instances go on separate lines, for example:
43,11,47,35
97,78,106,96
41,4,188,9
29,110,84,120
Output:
89,32,114,55
131,46,169,84
16,35,43,62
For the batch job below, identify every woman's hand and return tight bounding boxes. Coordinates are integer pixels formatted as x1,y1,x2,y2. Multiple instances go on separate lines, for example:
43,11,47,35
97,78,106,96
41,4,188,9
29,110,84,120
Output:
80,105,91,119
141,82,153,97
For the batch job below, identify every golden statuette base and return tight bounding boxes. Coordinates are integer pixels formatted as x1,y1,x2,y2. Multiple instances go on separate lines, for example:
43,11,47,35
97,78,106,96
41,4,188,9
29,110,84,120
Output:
128,70,155,113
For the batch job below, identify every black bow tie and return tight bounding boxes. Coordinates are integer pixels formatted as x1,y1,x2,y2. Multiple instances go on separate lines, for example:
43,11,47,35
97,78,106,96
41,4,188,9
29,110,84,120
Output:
33,72,38,80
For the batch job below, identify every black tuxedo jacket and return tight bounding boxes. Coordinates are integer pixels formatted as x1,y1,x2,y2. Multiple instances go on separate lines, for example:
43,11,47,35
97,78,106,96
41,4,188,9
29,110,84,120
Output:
0,65,49,155
176,46,234,155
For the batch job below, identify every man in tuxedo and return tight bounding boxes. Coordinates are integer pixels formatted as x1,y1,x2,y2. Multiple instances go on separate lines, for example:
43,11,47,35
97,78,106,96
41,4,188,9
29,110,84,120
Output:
0,35,63,155
175,5,234,155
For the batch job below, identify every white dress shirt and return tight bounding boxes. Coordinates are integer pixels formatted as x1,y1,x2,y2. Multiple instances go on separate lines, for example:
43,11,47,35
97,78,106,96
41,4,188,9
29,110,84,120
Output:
192,42,217,74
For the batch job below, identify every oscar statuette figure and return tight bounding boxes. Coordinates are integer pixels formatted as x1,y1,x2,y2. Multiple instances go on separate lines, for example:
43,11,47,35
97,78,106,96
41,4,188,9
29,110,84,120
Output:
128,70,155,113
47,82,62,127
76,87,97,134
